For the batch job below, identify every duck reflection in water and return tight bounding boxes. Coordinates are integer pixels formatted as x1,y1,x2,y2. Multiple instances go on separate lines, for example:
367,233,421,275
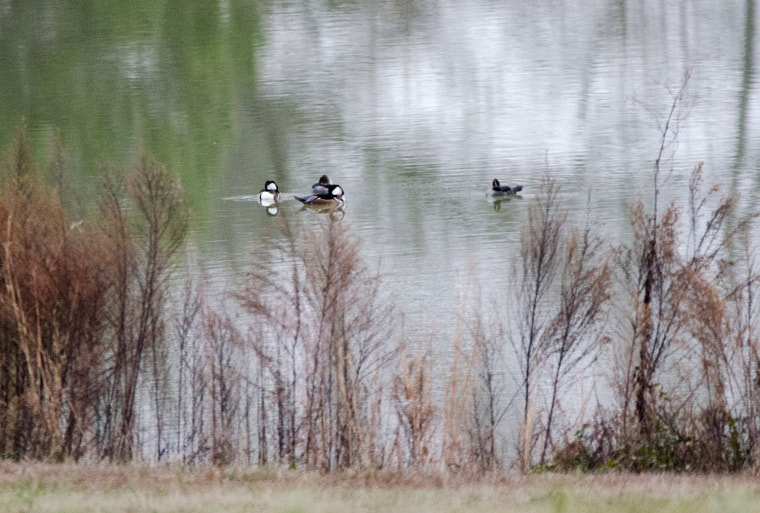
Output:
490,197,522,212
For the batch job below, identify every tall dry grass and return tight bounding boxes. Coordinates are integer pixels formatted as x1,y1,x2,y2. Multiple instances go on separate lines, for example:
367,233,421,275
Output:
3,93,760,475
0,125,111,460
555,74,760,472
97,154,188,462
238,214,395,471
0,124,188,463
511,174,611,470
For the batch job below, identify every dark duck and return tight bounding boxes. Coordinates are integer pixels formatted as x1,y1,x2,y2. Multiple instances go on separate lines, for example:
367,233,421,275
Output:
295,183,345,208
487,178,523,197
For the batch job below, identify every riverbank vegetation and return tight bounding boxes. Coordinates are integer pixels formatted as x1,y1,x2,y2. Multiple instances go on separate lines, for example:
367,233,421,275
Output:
1,78,760,474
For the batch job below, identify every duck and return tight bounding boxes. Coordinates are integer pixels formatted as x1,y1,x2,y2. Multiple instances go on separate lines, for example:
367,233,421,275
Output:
311,174,332,195
295,183,345,208
487,178,523,197
259,180,280,206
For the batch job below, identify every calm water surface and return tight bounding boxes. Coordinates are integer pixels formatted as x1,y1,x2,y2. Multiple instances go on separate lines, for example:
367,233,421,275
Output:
1,0,758,344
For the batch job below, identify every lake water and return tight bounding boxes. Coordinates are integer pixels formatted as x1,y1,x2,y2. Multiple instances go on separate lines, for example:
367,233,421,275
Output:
1,0,758,345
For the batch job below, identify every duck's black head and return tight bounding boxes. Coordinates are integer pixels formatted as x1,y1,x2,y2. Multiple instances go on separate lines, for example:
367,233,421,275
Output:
319,174,331,185
492,178,501,189
264,180,279,192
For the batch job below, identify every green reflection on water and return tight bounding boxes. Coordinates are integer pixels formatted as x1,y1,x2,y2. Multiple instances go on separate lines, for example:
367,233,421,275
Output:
0,0,266,230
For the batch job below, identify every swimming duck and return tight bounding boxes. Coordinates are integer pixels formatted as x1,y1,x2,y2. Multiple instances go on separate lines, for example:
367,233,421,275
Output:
295,183,345,208
259,180,280,206
311,175,332,195
487,178,523,197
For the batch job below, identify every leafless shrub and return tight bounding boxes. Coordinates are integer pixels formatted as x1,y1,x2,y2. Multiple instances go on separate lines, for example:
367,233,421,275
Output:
202,308,242,466
614,170,753,463
173,278,203,464
465,302,508,472
97,154,188,462
558,73,760,472
558,162,760,472
0,124,110,460
392,344,435,470
513,175,612,470
539,210,611,466
238,216,304,466
238,214,394,470
439,282,510,474
515,175,565,469
721,233,760,468
441,308,473,473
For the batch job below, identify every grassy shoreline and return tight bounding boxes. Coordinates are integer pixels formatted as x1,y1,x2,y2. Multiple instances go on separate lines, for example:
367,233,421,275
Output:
2,463,760,512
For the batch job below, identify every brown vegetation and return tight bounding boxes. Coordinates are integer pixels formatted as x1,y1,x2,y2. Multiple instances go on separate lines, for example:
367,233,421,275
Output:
0,124,187,462
554,74,760,472
1,73,759,476
238,214,394,471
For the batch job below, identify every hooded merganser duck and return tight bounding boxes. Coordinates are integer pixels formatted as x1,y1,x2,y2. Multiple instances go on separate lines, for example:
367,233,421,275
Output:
259,180,280,206
311,174,332,195
295,183,345,208
487,178,523,197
